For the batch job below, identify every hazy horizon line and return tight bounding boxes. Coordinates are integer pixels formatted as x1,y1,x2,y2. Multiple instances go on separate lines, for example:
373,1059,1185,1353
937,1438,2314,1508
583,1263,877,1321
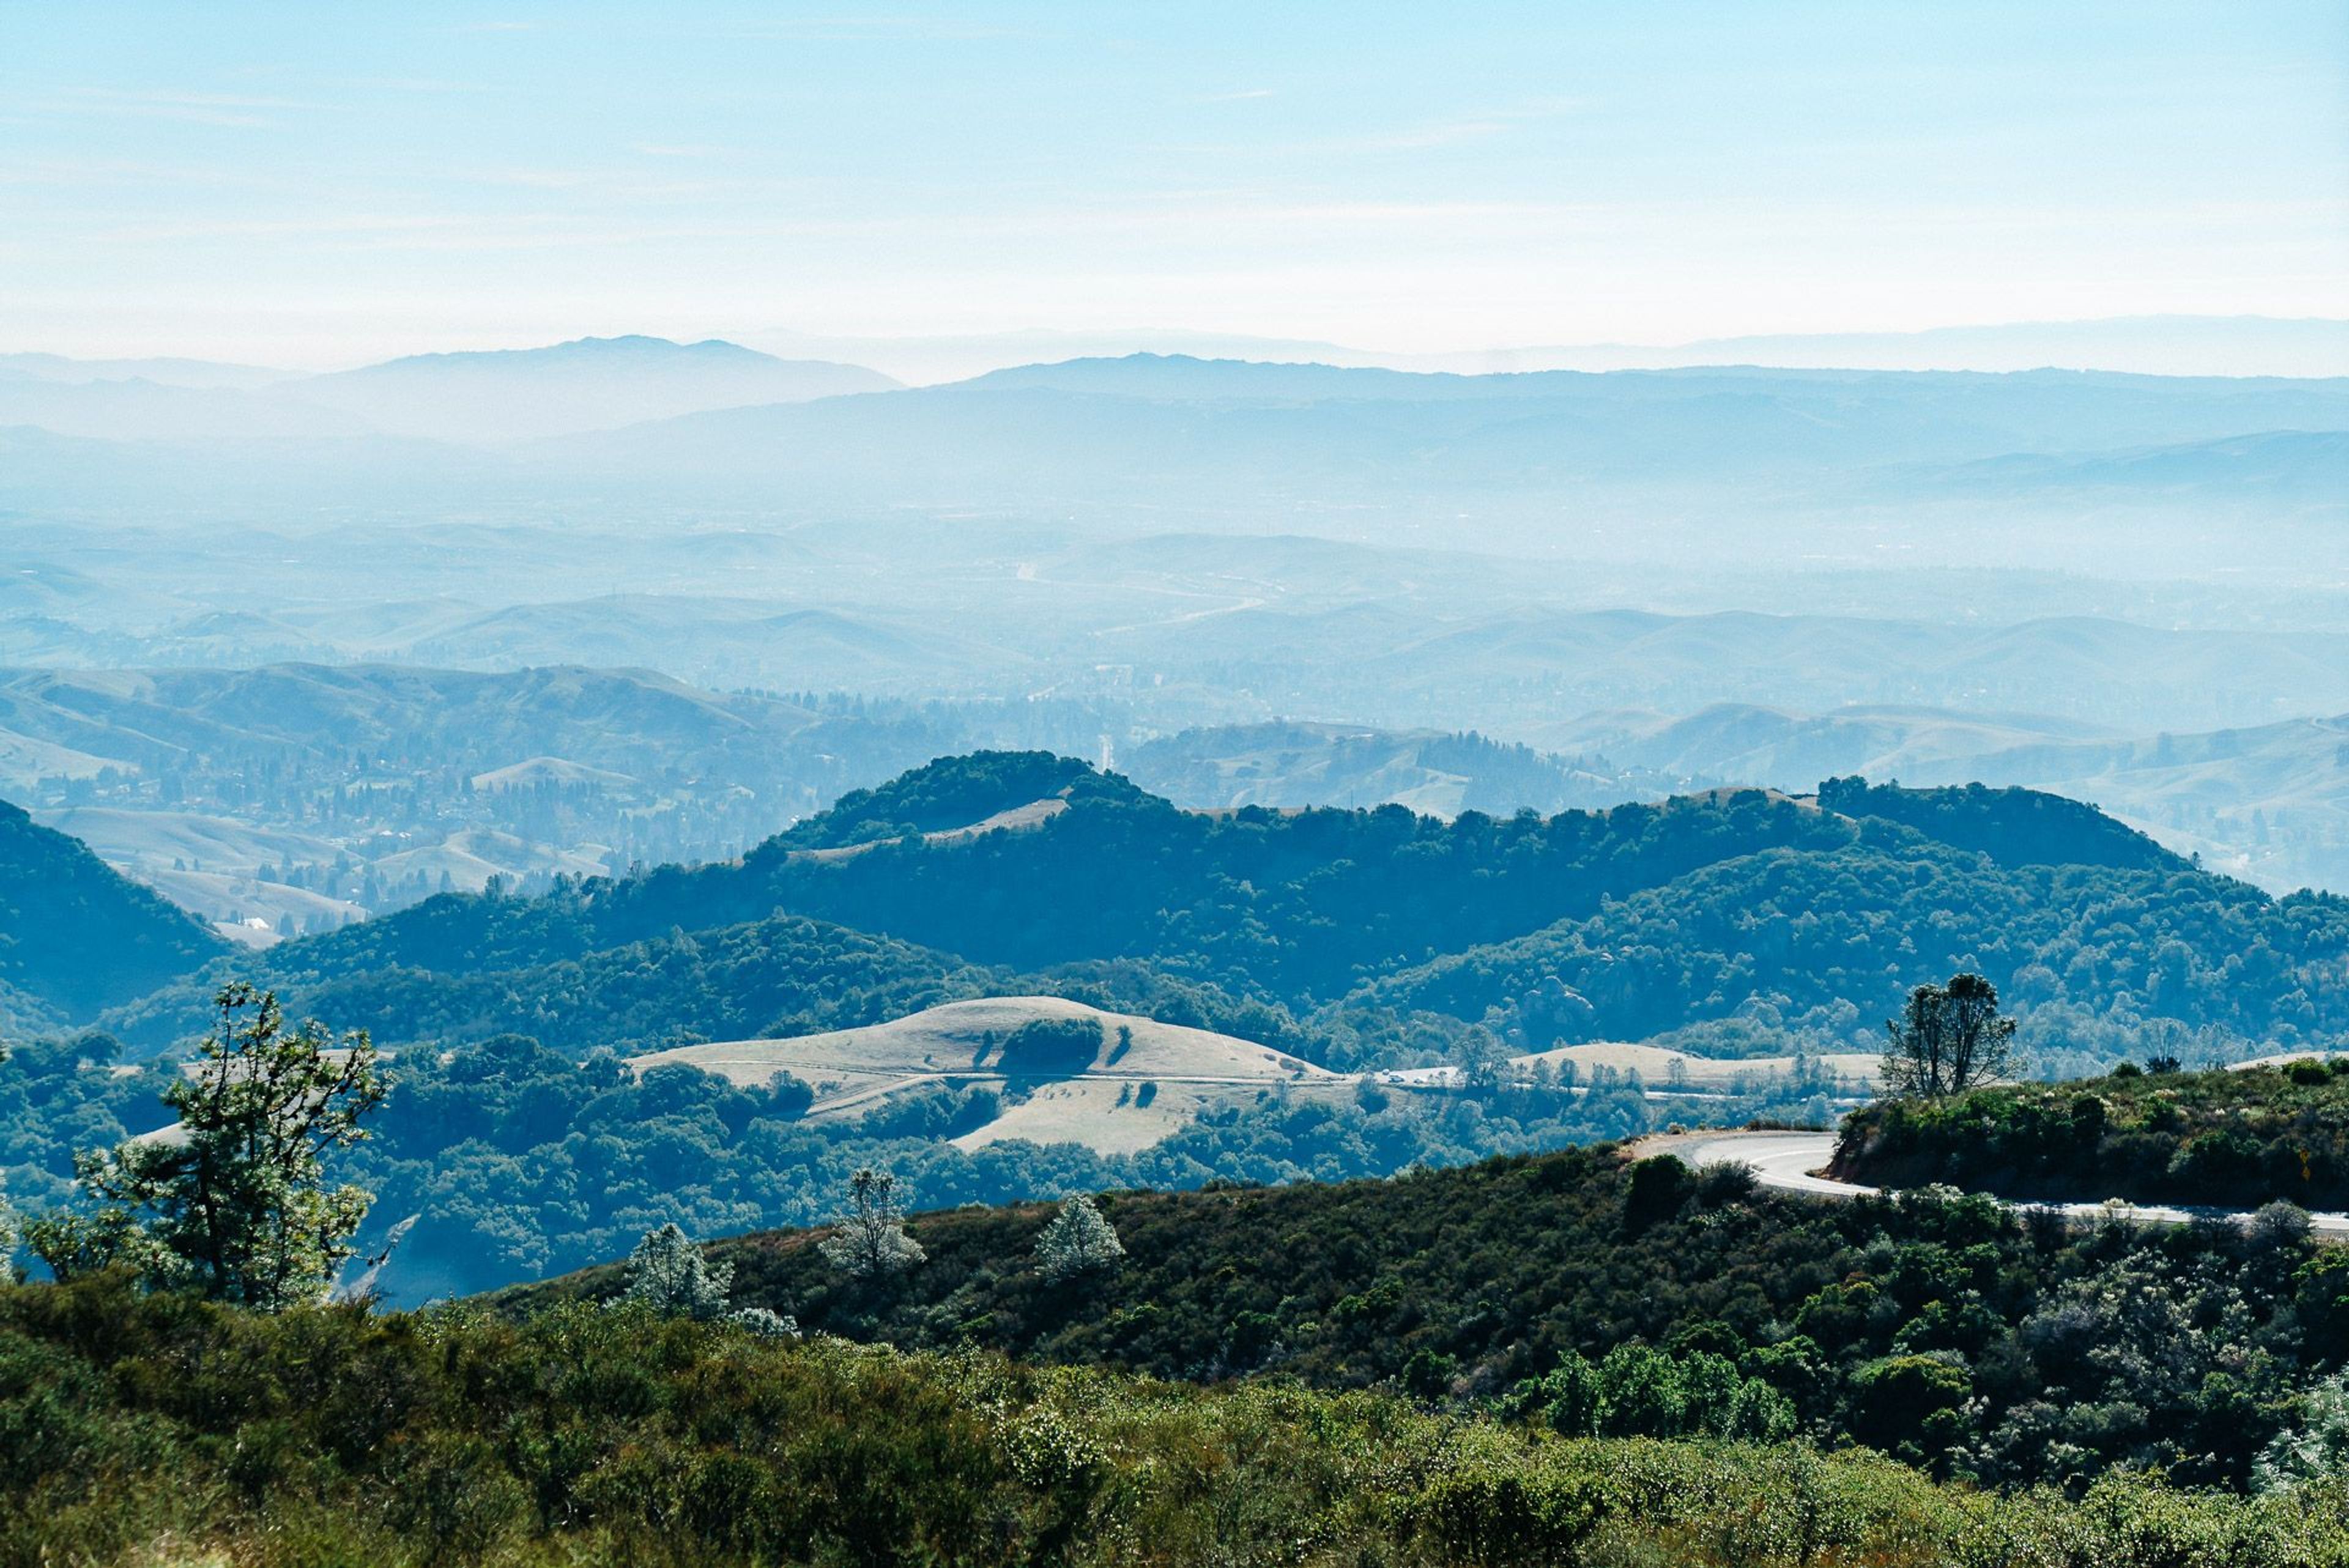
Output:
9,309,2348,382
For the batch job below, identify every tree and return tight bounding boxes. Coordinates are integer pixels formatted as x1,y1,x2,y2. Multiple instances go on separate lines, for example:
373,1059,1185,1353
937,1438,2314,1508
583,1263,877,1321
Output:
1034,1193,1124,1282
998,1016,1104,1074
615,1222,733,1319
1452,1025,1512,1092
1880,972,2017,1100
817,1167,926,1279
29,983,383,1309
614,1221,799,1337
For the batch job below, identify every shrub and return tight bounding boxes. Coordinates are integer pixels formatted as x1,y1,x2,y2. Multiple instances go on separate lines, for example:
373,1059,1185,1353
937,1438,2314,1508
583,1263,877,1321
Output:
1406,1462,1606,1567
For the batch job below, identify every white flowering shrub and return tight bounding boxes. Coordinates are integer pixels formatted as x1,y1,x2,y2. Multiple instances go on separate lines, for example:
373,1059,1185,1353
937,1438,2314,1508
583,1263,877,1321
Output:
725,1305,801,1340
1034,1194,1124,1284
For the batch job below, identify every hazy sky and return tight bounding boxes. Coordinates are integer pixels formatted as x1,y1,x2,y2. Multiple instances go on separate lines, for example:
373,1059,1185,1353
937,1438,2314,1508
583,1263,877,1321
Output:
3,2,2344,366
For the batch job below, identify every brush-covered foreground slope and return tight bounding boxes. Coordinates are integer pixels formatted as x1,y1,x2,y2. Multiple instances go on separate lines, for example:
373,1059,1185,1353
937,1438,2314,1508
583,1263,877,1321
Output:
520,1142,2349,1493
0,797,222,1032
100,753,2349,1070
9,1279,2339,1568
1834,1056,2349,1210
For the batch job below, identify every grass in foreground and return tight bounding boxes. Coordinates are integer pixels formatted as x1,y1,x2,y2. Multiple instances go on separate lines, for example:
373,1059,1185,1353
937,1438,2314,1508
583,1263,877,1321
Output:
5,1274,2347,1568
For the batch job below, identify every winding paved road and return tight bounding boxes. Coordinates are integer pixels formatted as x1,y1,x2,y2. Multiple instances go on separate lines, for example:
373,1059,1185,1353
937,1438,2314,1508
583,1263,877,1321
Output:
1656,1130,2349,1238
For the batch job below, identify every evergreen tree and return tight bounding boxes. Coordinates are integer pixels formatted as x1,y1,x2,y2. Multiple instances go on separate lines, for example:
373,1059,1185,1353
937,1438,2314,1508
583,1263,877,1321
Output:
614,1222,733,1319
29,983,382,1309
817,1167,926,1279
1034,1193,1124,1282
1881,972,2017,1099
612,1221,800,1336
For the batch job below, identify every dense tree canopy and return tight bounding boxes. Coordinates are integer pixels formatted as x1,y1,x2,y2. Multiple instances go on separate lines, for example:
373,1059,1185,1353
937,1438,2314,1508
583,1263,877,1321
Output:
96,760,2349,1075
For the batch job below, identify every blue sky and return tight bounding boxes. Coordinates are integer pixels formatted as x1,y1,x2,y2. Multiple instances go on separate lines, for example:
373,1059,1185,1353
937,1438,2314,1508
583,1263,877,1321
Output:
2,2,2343,366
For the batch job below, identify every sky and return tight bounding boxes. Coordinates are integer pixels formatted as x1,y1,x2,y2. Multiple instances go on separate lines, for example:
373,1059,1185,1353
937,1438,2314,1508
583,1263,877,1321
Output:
2,2,2344,368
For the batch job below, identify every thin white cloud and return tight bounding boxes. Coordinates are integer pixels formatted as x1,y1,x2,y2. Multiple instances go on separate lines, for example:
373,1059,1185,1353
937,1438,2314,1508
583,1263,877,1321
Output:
26,87,325,130
696,16,1036,42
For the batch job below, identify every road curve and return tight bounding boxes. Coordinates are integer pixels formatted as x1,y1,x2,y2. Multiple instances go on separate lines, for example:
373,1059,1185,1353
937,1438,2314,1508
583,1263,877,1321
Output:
1649,1129,2349,1238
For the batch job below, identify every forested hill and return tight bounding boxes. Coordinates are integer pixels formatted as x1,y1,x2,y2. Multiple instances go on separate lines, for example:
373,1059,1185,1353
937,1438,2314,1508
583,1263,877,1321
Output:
97,753,2349,1066
1813,774,2186,871
0,797,223,1033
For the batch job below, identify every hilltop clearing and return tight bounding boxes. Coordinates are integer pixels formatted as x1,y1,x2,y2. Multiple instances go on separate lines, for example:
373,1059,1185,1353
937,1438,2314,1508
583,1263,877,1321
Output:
1506,1040,1880,1092
637,995,1341,1155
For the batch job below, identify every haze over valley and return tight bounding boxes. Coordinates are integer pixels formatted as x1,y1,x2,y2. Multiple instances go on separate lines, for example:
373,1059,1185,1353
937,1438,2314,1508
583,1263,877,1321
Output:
4,325,2347,914
6,8,2349,1558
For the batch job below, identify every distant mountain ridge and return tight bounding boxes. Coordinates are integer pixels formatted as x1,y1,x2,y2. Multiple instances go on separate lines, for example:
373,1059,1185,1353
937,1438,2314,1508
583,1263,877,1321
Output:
288,334,899,443
0,335,900,446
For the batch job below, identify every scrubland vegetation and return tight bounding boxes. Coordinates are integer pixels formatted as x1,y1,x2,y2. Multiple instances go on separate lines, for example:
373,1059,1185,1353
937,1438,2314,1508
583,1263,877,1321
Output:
521,1143,2349,1495
6,1274,2348,1568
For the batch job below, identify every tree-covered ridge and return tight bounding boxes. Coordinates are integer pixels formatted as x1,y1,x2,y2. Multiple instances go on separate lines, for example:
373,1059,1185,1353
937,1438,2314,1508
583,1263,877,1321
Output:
133,763,1871,1019
1835,1057,2349,1210
1362,837,2349,1070
8,1276,2338,1568
0,797,223,1032
1814,774,2189,873
100,756,2349,1067
9,1000,1705,1304
116,912,1006,1056
519,1144,2349,1493
769,749,1130,849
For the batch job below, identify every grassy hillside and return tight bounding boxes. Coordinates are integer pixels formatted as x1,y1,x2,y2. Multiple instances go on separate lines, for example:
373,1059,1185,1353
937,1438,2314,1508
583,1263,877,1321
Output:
515,1142,2349,1493
0,797,221,1030
637,995,1342,1156
7,1276,2337,1568
1833,1057,2349,1210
